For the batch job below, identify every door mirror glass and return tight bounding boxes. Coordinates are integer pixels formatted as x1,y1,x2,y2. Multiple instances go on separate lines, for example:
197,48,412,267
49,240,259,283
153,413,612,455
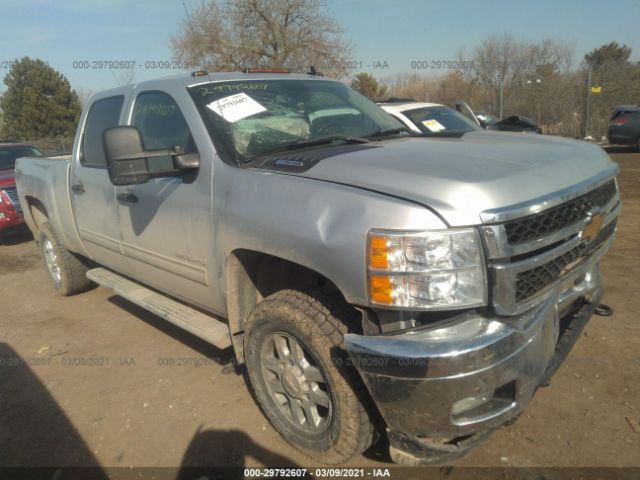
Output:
103,126,155,186
103,126,200,186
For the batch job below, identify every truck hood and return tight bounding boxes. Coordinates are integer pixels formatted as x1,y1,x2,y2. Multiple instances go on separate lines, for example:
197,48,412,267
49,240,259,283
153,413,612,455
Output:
0,169,16,189
284,132,615,226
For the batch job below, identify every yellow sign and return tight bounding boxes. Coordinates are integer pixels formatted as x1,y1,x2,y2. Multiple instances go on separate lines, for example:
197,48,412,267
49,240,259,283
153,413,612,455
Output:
591,86,602,94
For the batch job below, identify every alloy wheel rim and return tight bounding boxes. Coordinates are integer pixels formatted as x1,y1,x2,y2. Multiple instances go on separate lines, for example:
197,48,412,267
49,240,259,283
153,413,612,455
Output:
261,332,333,433
43,239,62,283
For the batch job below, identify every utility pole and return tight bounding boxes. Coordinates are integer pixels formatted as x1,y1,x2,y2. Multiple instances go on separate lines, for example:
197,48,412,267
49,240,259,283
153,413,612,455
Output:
585,66,592,139
499,80,503,119
526,77,543,124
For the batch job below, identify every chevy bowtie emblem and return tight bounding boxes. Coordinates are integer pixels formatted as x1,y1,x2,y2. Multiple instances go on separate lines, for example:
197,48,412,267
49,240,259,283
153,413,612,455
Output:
582,212,604,242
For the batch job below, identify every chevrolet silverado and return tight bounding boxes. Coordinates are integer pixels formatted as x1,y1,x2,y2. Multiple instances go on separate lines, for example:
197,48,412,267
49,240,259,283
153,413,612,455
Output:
16,70,620,465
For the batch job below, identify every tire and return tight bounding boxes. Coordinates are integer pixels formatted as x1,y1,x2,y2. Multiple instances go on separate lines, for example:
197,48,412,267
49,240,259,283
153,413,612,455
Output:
244,289,374,464
39,222,92,296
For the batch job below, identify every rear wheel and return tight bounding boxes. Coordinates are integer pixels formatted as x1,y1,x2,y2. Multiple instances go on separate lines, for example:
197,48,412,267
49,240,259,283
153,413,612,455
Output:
39,222,92,295
244,290,374,464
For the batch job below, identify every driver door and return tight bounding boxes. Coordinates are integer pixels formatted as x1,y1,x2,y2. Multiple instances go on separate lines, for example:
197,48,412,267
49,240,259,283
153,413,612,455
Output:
116,90,215,311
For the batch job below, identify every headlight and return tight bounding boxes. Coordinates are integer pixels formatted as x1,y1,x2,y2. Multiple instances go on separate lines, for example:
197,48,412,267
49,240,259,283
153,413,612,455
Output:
367,228,486,309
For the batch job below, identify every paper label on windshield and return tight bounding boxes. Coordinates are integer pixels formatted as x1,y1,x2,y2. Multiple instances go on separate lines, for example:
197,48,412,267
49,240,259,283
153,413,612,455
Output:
206,93,266,122
422,119,445,132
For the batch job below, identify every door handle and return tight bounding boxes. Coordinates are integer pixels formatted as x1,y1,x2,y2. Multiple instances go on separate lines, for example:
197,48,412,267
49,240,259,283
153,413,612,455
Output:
71,183,85,194
117,193,138,204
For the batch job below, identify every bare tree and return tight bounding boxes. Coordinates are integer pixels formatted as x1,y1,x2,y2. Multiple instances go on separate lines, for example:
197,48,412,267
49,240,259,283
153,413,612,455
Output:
171,0,353,78
457,33,531,114
381,73,429,101
110,66,136,87
381,70,493,111
382,35,639,140
455,35,583,135
75,87,95,108
526,39,574,74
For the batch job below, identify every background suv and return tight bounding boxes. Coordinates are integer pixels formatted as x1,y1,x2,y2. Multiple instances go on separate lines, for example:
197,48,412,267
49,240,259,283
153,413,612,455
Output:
608,105,640,150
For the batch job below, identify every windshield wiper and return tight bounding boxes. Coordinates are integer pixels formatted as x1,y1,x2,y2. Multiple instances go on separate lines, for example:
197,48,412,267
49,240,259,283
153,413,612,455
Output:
284,135,370,150
366,127,412,138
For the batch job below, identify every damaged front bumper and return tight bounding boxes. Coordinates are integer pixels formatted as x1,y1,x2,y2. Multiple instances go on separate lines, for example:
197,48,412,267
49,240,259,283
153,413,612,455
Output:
345,262,604,465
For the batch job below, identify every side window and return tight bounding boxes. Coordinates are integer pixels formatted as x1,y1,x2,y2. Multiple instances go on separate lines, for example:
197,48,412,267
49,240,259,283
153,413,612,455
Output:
81,96,124,167
131,92,196,172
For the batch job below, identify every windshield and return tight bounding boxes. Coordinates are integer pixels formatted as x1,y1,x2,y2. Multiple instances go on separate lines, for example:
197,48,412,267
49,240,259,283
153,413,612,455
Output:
0,146,42,170
189,79,403,162
404,106,481,135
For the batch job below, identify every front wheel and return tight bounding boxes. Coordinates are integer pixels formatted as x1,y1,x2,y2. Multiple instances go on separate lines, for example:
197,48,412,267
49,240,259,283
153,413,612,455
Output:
244,290,374,464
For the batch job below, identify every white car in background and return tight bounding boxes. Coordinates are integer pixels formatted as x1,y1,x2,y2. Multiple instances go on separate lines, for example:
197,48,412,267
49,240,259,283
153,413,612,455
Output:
378,100,480,136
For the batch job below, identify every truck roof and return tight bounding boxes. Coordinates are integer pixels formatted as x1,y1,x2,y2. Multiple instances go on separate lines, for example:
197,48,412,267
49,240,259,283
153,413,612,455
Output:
91,71,335,101
613,104,640,112
0,142,37,148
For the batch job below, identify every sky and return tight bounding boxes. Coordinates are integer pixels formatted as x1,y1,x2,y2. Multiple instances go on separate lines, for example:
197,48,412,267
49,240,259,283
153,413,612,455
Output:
0,0,639,95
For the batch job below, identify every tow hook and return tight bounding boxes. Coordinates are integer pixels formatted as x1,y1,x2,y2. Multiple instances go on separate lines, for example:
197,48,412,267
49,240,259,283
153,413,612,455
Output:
594,304,614,317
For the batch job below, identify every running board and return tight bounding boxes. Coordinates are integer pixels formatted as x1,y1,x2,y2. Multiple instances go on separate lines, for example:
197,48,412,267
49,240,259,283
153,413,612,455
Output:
87,268,231,349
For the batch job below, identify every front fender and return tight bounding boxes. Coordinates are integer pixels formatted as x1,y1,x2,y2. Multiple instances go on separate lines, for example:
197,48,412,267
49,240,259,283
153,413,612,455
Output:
214,166,446,308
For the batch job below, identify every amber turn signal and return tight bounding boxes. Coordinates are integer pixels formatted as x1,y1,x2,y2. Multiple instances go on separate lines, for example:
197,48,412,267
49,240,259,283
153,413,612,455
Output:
369,236,389,270
369,275,393,304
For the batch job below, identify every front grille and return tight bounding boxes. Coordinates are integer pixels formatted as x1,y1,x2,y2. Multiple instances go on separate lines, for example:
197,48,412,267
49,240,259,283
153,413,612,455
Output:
504,180,617,246
515,219,617,302
4,186,21,213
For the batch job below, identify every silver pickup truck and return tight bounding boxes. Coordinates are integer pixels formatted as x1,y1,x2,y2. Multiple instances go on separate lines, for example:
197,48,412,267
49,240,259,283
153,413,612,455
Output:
16,70,620,465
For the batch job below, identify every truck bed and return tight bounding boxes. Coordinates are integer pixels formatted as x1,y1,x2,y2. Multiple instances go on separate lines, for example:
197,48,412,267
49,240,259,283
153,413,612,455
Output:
15,155,83,253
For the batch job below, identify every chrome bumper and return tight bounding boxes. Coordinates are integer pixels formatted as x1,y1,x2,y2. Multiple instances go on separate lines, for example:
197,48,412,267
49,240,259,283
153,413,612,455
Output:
345,260,604,464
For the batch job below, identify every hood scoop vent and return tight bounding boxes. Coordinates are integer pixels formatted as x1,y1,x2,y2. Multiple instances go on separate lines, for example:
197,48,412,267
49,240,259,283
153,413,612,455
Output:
256,144,381,173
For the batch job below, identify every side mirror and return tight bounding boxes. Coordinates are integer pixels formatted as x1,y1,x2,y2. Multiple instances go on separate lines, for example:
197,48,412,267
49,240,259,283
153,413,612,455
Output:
103,126,200,186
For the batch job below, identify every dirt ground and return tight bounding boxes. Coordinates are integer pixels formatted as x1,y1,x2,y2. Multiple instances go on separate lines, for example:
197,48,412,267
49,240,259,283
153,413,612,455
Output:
0,148,639,475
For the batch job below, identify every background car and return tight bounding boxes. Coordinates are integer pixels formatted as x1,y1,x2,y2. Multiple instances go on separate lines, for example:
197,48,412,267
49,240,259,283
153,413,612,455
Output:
378,100,481,136
0,141,42,236
456,101,542,133
607,105,640,150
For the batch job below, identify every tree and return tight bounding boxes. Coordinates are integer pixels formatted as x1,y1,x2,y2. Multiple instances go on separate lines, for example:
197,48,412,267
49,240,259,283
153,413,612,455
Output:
456,33,530,115
584,42,632,69
350,73,387,99
171,0,353,78
455,35,580,134
110,65,136,87
0,57,80,140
